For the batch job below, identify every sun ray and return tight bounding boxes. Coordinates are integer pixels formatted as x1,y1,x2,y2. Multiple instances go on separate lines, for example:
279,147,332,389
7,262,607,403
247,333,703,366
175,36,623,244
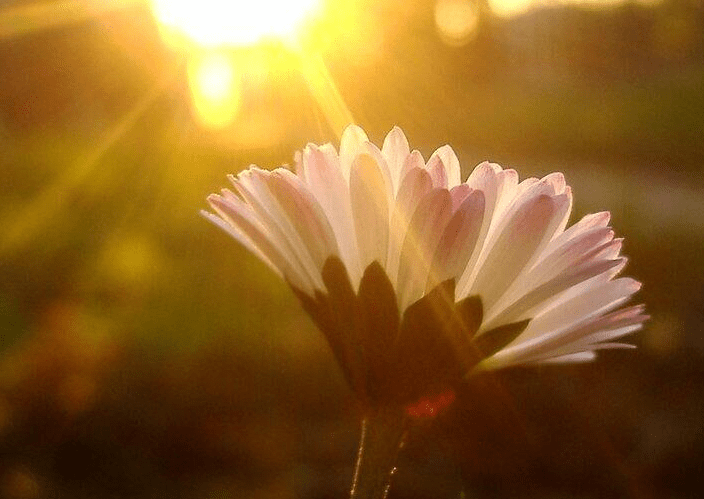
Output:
297,52,355,139
0,62,181,256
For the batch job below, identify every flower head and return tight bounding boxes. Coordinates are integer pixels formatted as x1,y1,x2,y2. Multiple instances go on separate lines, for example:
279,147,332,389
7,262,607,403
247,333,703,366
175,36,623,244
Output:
203,125,646,410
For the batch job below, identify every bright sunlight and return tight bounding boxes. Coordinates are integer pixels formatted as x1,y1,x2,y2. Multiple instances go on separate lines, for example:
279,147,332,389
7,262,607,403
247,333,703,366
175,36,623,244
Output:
187,52,241,130
149,0,336,130
150,0,323,48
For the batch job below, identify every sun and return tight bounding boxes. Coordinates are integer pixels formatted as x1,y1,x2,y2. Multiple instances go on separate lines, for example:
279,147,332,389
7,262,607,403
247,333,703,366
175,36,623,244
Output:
150,0,323,49
147,0,331,130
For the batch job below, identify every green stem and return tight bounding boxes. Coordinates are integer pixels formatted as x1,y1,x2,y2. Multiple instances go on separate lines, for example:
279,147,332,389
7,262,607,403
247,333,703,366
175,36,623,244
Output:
350,406,408,499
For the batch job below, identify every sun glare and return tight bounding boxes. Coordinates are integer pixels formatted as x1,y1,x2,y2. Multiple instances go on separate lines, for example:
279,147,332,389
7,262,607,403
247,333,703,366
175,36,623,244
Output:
150,0,323,48
148,0,354,135
187,52,241,129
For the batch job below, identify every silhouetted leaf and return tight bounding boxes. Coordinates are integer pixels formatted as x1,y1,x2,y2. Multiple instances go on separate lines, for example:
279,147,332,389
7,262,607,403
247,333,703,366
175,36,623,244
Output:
390,279,465,404
320,256,367,400
289,284,360,395
357,261,400,402
455,295,483,340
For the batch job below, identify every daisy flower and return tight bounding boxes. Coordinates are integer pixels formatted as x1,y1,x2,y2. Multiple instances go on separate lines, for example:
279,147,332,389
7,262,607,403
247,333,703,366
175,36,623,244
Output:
202,125,646,411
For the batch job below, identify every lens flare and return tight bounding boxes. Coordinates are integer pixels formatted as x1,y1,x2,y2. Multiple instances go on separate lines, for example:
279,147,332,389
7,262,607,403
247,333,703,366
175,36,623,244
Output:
187,52,240,129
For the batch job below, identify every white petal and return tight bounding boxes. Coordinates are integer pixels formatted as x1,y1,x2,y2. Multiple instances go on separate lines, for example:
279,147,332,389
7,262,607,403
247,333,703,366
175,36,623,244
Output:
578,325,643,348
202,206,277,275
535,351,596,364
547,211,611,254
552,186,573,237
478,349,597,370
425,154,448,188
449,184,471,210
469,193,562,312
542,172,567,195
339,124,369,181
530,227,615,284
204,195,312,292
526,342,636,365
465,172,572,305
457,162,502,291
233,169,324,290
428,189,485,289
490,226,615,315
361,140,395,201
428,145,462,188
293,150,304,176
266,170,340,270
382,126,410,193
458,163,518,295
523,320,642,362
398,149,425,185
484,256,627,331
350,153,390,274
564,305,648,347
537,255,627,316
501,276,642,359
396,188,453,309
300,144,361,284
492,168,520,219
386,167,433,285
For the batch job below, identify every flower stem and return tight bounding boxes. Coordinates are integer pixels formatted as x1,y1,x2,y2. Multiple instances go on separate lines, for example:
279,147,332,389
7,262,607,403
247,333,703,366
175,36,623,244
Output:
350,405,408,499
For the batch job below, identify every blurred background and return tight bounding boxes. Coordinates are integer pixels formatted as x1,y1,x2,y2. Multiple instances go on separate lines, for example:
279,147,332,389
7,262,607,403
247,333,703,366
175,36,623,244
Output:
0,0,703,497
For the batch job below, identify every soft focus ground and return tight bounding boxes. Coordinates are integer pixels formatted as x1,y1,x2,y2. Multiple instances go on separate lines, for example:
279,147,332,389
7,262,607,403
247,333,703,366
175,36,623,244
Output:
1,1,703,498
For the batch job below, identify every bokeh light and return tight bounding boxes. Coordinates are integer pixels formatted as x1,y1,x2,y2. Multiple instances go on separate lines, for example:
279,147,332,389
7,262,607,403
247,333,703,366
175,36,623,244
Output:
435,0,480,46
489,0,664,18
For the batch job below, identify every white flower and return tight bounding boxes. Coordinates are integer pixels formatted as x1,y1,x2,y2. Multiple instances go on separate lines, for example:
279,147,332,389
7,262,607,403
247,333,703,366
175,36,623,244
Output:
203,125,646,409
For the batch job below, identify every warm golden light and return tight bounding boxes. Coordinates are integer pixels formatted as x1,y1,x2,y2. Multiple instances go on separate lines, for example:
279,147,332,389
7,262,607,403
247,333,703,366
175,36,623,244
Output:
489,0,663,18
435,0,479,47
149,0,353,137
187,52,240,129
0,0,140,39
150,0,322,48
488,0,533,18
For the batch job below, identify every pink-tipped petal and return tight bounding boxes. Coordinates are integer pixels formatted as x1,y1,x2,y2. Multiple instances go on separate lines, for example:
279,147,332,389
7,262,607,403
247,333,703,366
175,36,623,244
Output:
428,145,462,188
205,194,312,292
425,154,448,188
469,194,560,311
266,170,340,270
428,189,485,289
399,149,425,184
